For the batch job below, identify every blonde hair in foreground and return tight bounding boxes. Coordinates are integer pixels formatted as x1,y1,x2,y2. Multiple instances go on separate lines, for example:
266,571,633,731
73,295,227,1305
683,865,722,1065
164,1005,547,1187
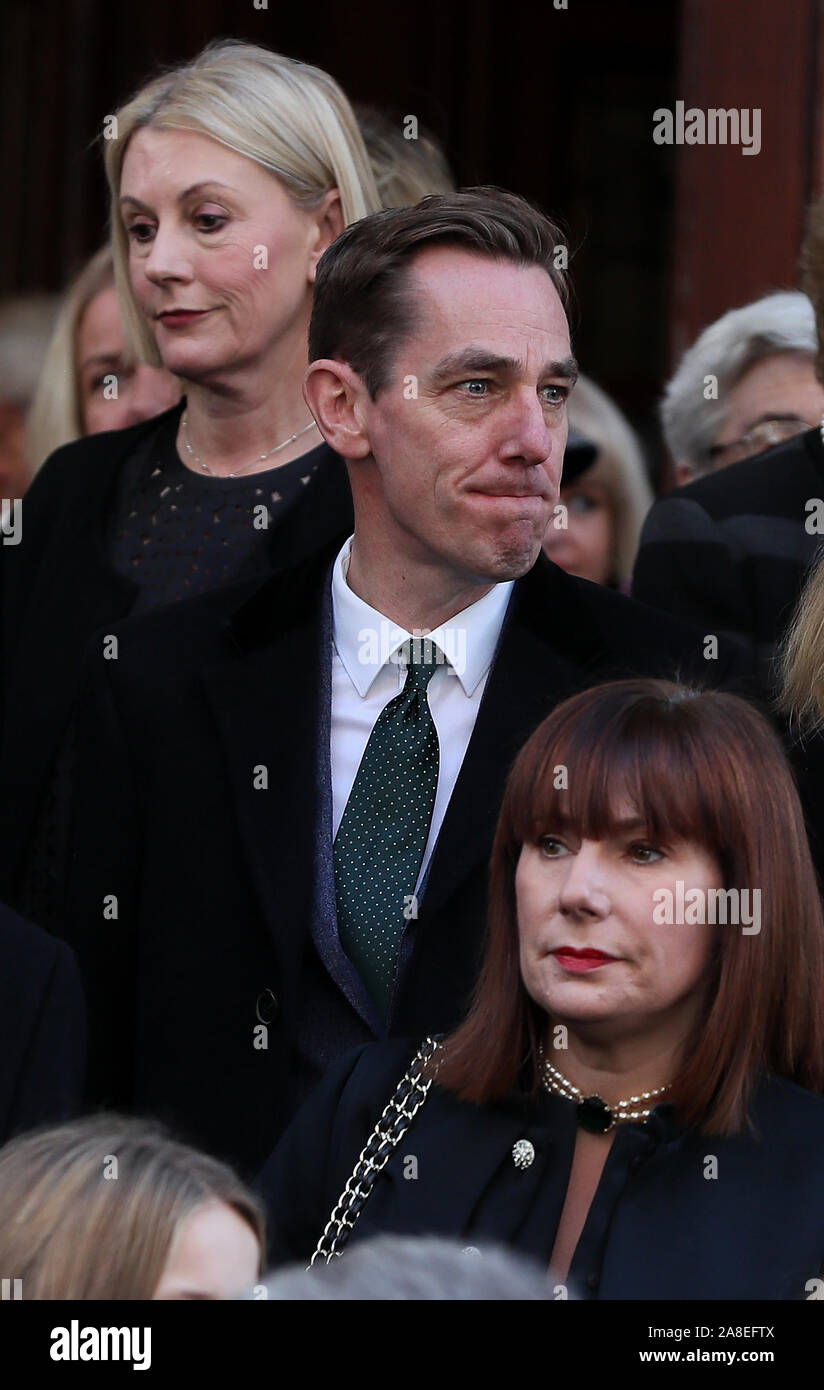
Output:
105,39,382,365
0,1114,264,1299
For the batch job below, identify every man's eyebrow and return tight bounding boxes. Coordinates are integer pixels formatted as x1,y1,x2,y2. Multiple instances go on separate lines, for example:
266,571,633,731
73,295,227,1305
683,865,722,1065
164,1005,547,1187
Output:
552,354,579,385
430,349,579,384
120,181,238,210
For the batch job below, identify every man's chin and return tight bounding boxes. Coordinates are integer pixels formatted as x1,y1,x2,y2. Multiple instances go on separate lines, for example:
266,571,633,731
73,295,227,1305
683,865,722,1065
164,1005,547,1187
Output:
486,533,544,581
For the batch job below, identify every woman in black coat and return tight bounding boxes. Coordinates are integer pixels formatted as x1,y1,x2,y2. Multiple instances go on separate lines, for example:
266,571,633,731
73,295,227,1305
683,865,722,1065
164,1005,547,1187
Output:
0,41,382,924
258,678,824,1300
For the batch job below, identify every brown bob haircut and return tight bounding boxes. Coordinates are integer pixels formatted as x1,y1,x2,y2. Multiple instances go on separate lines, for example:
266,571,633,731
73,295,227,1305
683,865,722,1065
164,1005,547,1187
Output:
0,1114,265,1299
308,186,570,397
435,678,824,1136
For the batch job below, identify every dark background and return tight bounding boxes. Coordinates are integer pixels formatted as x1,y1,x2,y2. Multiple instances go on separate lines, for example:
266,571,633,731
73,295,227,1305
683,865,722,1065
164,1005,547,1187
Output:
3,0,823,475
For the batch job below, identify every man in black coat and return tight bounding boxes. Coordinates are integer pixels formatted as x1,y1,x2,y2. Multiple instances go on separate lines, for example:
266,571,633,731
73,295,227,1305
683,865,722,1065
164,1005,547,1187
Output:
66,190,754,1176
0,899,86,1144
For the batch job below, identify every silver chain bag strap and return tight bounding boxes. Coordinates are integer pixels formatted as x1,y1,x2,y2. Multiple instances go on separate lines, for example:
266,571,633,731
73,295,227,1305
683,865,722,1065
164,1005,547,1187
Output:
309,1035,442,1266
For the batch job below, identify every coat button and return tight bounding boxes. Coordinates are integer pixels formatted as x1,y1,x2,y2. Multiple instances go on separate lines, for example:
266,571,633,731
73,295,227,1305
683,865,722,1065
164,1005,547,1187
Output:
256,988,278,1024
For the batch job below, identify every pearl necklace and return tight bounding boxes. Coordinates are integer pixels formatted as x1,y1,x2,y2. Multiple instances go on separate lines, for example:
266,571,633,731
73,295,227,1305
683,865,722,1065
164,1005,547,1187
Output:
541,1055,670,1133
181,412,318,478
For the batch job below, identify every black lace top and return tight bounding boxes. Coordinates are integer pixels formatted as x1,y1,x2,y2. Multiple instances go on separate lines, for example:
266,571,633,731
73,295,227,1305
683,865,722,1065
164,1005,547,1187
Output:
108,409,327,610
20,407,333,930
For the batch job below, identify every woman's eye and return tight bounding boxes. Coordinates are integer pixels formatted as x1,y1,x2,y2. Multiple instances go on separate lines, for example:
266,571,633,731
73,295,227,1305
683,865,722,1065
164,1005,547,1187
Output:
566,492,600,516
195,213,227,232
539,836,569,858
127,221,155,244
629,842,664,864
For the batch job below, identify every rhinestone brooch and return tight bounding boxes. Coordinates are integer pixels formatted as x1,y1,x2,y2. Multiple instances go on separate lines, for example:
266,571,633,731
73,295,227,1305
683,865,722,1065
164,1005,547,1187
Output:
512,1138,535,1169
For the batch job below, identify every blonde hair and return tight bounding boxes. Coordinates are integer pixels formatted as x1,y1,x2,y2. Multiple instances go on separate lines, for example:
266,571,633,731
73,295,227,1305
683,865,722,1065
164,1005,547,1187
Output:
355,105,455,208
0,1115,265,1299
780,552,824,728
567,374,654,585
24,247,115,475
105,40,381,365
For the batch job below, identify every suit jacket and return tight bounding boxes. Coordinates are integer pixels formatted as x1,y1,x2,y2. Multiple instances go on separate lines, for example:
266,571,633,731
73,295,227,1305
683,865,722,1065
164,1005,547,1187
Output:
0,406,354,911
65,543,753,1176
257,1038,824,1300
632,427,824,687
0,900,87,1145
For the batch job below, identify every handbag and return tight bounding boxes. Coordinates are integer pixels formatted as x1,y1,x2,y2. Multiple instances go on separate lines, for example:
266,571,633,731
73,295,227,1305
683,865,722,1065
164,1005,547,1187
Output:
309,1035,442,1266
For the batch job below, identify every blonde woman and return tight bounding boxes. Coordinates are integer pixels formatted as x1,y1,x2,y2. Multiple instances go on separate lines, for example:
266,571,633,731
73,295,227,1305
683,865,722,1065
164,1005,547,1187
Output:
782,565,824,732
542,373,654,590
778,553,824,891
0,40,380,927
25,246,180,475
0,1115,264,1299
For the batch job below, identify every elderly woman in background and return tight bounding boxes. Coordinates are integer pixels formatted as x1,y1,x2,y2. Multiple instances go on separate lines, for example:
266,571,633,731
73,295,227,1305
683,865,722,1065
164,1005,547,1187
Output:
542,373,653,589
0,1115,264,1299
0,39,381,926
25,246,180,472
259,678,824,1299
660,290,824,484
633,259,824,681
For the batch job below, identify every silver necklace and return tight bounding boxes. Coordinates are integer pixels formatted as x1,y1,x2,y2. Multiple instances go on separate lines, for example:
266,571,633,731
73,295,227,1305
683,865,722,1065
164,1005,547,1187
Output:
181,411,318,478
541,1055,670,1133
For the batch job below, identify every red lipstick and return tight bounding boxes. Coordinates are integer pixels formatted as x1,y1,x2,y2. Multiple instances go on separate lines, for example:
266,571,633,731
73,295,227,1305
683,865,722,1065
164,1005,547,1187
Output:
157,310,211,328
552,947,616,973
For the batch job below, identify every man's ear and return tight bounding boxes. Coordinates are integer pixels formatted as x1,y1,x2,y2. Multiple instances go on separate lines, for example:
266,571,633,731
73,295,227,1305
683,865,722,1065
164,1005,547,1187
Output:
303,359,372,460
308,191,345,283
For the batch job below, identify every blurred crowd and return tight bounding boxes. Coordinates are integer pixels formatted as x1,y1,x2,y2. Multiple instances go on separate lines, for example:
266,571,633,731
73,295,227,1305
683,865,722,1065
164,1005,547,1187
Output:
2,39,824,1304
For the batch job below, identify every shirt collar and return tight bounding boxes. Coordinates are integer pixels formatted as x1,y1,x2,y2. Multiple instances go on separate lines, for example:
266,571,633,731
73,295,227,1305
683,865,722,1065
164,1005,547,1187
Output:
331,535,514,698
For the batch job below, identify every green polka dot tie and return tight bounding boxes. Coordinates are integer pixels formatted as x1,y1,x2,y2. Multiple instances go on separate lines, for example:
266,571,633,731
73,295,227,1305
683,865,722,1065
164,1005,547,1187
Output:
334,638,442,1022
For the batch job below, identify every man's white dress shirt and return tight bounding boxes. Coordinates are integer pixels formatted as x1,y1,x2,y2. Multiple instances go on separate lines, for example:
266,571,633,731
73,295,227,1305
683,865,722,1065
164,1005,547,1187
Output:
330,536,513,894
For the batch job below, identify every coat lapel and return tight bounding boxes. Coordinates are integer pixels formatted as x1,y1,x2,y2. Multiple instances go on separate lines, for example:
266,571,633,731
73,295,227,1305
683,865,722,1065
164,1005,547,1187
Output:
199,545,341,991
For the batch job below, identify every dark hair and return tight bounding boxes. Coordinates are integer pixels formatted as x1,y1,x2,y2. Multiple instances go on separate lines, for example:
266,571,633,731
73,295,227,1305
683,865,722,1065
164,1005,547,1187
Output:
435,679,824,1136
309,186,570,397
